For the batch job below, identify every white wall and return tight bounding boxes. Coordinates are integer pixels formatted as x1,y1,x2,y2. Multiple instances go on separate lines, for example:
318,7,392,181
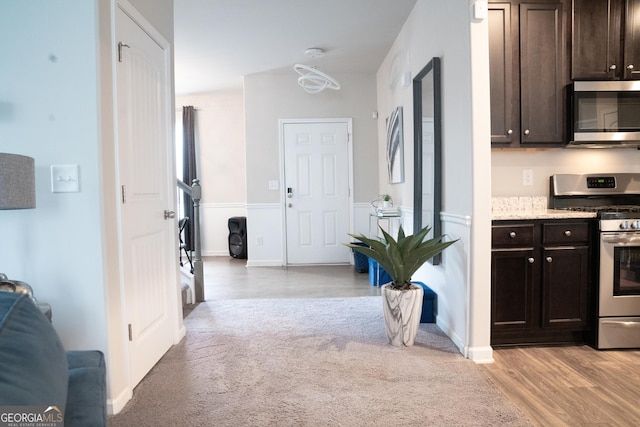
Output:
0,0,177,413
243,72,380,265
176,91,247,255
0,0,106,352
376,0,493,362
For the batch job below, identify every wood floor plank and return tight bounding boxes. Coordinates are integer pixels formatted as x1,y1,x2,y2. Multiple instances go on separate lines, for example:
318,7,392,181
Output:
483,346,640,427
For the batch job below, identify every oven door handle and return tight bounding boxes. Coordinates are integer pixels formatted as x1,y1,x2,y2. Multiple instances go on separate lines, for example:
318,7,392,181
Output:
601,320,640,328
601,233,640,245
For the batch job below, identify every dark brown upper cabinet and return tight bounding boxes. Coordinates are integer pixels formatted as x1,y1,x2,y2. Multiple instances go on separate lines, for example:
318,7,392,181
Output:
572,0,640,80
489,1,569,147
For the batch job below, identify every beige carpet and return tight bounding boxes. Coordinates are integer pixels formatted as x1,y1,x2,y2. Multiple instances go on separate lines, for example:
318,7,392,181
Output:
108,297,532,426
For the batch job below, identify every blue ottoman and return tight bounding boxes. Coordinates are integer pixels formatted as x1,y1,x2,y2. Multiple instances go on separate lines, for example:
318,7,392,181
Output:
413,282,437,323
368,258,391,286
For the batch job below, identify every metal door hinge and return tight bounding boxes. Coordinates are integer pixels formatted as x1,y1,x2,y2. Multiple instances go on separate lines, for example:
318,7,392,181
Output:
118,42,130,62
128,324,133,341
121,185,126,204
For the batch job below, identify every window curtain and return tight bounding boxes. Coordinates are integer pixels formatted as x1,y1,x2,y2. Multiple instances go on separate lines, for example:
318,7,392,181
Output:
182,106,197,251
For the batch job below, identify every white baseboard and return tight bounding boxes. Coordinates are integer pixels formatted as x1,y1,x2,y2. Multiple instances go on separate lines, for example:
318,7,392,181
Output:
436,317,465,354
464,346,495,364
108,386,132,415
246,260,283,267
175,325,186,344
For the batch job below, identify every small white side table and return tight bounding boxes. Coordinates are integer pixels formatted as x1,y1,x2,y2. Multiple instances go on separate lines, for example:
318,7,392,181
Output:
369,214,402,238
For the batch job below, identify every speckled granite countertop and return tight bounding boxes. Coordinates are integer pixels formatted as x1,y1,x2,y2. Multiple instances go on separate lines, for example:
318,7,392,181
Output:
492,209,598,221
491,196,598,221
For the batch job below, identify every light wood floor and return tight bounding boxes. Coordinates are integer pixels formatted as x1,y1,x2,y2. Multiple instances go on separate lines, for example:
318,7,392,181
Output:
201,256,380,299
482,345,640,427
201,257,640,426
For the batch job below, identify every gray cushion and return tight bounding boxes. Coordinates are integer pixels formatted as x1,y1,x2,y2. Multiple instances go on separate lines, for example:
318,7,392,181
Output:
0,292,68,408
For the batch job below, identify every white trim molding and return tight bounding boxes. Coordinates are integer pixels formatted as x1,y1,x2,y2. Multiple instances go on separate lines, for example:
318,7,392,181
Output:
438,212,493,364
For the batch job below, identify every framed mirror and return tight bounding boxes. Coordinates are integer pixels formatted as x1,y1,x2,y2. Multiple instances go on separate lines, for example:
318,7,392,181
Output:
413,57,442,264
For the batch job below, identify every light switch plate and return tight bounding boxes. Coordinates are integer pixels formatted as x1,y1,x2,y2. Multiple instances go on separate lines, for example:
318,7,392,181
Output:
268,180,279,191
473,1,488,20
51,164,80,193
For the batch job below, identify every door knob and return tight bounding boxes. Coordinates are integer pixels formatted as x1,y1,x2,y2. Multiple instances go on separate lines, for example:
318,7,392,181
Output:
164,210,176,219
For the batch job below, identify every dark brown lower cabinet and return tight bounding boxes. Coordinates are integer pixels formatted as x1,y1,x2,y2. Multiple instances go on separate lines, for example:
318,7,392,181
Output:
491,220,593,346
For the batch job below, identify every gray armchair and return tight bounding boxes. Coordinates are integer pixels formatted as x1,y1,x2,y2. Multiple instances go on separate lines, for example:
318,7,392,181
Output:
0,292,106,426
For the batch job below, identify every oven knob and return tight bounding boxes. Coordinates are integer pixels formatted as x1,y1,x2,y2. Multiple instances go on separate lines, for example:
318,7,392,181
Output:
620,221,630,230
633,221,640,229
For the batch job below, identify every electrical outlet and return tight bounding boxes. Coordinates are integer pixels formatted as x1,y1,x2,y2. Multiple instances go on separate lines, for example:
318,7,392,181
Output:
522,169,534,186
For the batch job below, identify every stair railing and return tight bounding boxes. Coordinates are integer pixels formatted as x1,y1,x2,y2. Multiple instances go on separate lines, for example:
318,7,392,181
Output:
177,178,204,302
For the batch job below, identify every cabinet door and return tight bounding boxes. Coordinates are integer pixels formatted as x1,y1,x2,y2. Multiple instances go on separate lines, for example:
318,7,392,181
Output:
520,3,566,144
572,0,623,79
489,3,517,144
623,0,640,79
491,249,536,334
542,246,589,329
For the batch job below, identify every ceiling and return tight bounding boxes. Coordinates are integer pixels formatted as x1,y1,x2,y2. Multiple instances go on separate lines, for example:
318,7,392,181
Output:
173,0,418,95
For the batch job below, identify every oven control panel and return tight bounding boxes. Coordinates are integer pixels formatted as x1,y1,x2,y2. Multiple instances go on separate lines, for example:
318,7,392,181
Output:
587,176,616,189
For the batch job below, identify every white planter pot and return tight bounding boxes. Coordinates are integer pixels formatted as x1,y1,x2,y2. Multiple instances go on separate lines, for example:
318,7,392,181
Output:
381,283,424,347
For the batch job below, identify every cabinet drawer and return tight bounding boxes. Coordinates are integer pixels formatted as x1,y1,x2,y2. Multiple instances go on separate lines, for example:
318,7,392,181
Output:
492,225,534,247
542,223,590,245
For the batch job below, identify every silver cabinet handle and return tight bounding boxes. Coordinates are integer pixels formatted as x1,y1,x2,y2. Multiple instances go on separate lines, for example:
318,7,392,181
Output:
627,64,634,71
609,64,617,70
164,210,176,219
528,257,535,264
509,231,516,238
564,230,571,237
523,129,530,136
546,257,553,263
507,129,513,135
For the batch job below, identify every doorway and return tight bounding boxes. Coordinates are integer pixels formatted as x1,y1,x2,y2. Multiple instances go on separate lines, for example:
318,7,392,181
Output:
115,3,178,389
281,119,353,265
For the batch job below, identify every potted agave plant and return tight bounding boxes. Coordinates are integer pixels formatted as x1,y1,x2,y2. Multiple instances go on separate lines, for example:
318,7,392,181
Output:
347,225,457,347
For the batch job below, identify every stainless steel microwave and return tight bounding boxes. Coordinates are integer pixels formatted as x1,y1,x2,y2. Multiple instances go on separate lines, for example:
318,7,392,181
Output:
568,81,640,148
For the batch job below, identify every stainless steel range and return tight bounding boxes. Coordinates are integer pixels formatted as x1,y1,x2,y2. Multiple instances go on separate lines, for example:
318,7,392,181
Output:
551,173,640,349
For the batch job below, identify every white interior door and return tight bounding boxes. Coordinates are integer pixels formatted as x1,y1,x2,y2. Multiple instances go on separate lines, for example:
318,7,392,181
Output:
283,120,351,265
116,5,176,388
